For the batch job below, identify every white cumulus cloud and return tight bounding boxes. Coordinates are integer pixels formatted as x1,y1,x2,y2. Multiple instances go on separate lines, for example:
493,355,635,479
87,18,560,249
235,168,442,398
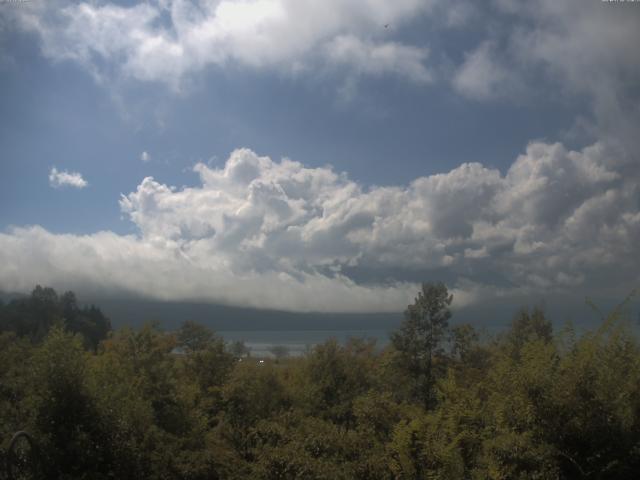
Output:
2,144,636,312
48,167,88,189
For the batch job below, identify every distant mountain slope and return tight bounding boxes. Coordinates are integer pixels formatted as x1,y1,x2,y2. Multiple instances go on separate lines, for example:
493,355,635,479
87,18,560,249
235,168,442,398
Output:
88,297,404,332
0,291,28,303
3,290,636,333
91,295,638,334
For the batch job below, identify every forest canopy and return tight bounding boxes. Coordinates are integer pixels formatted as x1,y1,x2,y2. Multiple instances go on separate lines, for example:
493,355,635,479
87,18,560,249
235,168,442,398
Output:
0,286,111,348
1,284,639,479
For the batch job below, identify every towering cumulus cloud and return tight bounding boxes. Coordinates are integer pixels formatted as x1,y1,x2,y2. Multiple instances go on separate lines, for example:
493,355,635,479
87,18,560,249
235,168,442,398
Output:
1,141,638,312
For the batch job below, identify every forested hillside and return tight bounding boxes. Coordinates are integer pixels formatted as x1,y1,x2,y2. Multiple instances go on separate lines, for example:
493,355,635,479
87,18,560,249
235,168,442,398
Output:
1,285,639,479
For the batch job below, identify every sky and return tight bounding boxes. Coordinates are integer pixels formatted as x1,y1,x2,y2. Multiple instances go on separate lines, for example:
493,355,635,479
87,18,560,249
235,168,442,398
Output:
0,0,639,315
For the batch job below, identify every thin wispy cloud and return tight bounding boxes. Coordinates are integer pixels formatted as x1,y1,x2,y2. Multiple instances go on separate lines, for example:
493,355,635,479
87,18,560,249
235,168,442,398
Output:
325,35,431,84
140,151,150,162
453,42,514,100
48,167,88,189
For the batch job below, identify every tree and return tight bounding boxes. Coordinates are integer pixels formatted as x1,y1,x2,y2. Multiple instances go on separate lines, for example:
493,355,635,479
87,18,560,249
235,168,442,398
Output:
302,339,376,425
177,320,215,353
503,306,552,359
0,286,111,347
450,323,479,362
60,290,79,321
176,321,236,415
391,282,452,409
30,327,109,478
269,344,290,361
230,339,251,358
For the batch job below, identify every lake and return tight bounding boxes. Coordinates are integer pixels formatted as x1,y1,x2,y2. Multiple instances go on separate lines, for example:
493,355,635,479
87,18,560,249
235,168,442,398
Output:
218,329,392,357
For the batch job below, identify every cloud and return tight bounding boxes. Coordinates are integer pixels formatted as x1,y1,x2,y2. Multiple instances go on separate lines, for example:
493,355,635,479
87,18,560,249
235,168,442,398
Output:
442,1,475,28
10,0,640,123
453,2,640,133
140,151,151,162
48,167,88,189
3,1,639,312
0,225,417,313
13,0,433,89
3,144,637,312
325,35,431,84
452,42,515,100
508,1,640,146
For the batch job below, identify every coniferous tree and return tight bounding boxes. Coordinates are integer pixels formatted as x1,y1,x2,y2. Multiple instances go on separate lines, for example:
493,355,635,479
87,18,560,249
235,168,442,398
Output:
391,282,452,409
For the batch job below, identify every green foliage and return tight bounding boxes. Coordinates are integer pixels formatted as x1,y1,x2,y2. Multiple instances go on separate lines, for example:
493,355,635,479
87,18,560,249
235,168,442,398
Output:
502,307,553,360
177,321,236,394
391,282,453,408
229,340,251,358
450,323,480,362
301,338,377,426
269,345,290,361
1,286,640,479
178,320,216,353
29,327,110,478
0,285,111,348
0,332,34,461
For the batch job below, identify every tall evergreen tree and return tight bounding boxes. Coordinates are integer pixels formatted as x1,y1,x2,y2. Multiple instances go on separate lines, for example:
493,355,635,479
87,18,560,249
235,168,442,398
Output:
391,282,452,409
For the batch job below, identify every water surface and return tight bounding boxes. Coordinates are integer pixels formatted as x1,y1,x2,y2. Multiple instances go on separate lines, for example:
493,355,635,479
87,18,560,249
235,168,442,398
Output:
219,329,391,357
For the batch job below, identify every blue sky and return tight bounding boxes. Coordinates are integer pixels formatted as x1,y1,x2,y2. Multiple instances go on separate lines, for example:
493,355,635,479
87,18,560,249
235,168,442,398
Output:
0,0,639,313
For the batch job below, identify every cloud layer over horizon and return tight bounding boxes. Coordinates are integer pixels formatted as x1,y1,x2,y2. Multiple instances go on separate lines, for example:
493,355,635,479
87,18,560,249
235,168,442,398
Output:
2,140,638,312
